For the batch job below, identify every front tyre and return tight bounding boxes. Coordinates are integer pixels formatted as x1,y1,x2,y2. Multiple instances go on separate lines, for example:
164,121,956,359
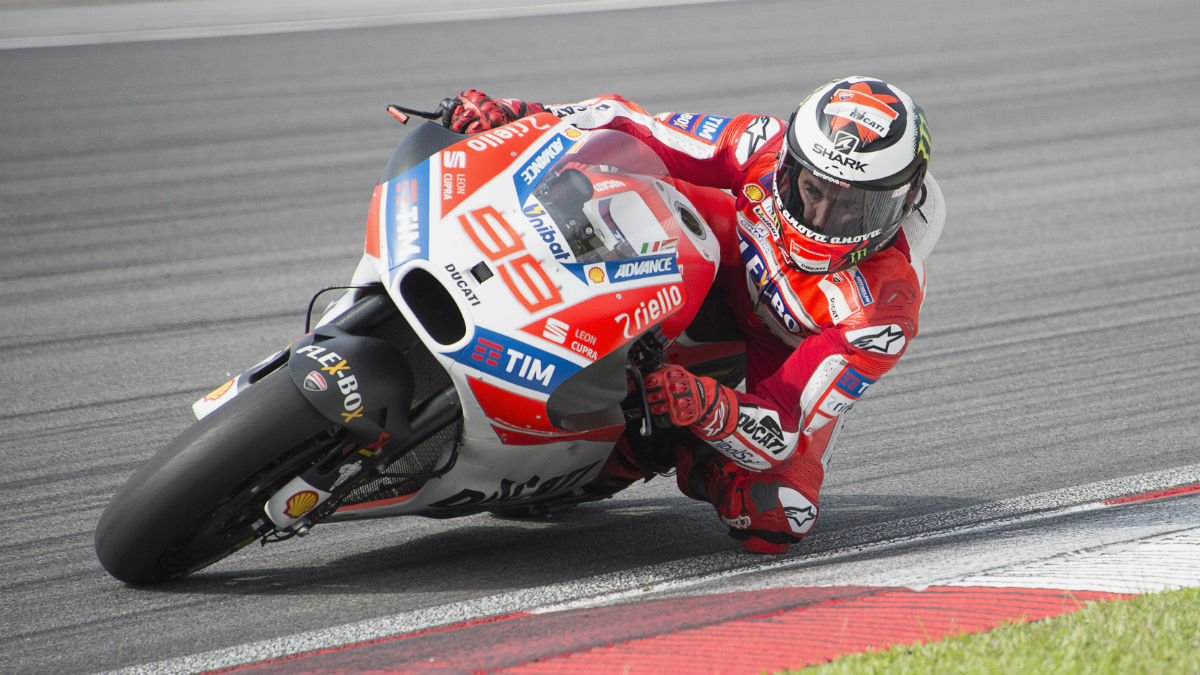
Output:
95,368,340,585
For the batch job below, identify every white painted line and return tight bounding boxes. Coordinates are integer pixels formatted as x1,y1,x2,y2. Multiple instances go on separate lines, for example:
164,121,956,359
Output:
948,527,1200,594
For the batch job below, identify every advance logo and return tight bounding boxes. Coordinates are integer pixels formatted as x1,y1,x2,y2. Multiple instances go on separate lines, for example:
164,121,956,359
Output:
564,253,678,285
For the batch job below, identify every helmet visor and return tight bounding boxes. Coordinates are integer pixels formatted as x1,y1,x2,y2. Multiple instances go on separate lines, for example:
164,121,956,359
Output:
775,150,909,242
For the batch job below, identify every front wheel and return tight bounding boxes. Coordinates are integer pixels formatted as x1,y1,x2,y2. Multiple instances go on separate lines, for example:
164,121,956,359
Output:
95,368,341,585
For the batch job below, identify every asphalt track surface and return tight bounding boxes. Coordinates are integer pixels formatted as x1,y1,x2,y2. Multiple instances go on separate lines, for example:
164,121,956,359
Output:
2,0,1200,673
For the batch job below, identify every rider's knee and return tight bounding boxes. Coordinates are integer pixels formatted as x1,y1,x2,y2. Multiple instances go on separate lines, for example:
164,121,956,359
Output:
712,470,822,553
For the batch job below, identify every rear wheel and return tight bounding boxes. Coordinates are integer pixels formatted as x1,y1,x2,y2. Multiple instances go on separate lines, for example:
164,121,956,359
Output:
95,368,342,585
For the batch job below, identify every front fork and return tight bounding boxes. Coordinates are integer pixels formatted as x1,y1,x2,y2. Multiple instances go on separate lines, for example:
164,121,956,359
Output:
262,386,460,531
198,292,462,532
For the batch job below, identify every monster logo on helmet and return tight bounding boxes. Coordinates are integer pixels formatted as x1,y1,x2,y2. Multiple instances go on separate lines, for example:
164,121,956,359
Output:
772,76,932,274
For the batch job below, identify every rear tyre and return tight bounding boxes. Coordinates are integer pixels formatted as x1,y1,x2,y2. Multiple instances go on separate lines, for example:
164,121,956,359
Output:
95,368,341,585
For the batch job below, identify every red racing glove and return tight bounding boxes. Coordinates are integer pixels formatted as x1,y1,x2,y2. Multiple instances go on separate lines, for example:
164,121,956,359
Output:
644,364,738,441
445,89,546,133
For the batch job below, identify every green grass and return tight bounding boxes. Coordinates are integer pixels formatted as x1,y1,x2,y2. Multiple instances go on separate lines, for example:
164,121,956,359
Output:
785,587,1200,675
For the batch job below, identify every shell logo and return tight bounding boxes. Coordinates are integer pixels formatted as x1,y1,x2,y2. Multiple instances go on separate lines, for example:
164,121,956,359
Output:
203,379,235,402
587,265,606,284
283,490,320,518
565,127,583,139
743,184,765,202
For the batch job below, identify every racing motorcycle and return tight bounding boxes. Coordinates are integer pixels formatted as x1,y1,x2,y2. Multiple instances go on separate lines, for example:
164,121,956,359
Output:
94,106,746,585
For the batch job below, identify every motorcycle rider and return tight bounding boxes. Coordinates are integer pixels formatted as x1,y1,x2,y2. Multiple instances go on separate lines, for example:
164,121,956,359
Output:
441,77,945,553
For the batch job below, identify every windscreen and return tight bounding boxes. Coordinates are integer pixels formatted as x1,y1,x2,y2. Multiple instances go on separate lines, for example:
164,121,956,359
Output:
520,129,673,264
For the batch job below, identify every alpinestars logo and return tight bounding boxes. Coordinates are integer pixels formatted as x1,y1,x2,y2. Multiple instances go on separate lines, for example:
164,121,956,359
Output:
778,487,817,535
784,504,817,533
735,116,781,165
743,117,772,155
699,398,730,438
845,324,906,355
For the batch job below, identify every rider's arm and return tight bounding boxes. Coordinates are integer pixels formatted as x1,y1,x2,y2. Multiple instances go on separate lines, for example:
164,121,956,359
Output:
644,271,920,475
542,95,787,190
444,90,784,190
691,235,921,468
726,251,923,472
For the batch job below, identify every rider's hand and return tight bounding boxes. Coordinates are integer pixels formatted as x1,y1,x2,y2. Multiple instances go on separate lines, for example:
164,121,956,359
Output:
445,90,543,133
644,364,738,440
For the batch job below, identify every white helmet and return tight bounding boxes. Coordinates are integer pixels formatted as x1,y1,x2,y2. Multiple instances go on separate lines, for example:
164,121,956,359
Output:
773,76,932,274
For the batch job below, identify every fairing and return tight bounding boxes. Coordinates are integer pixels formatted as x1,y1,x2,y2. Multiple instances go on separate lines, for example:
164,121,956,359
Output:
341,115,721,517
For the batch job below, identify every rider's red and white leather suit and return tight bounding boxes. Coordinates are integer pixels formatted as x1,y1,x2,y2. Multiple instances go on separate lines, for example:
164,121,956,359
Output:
540,95,946,552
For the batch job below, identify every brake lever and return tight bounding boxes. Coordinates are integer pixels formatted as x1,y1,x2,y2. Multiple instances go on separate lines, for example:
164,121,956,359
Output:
386,99,458,126
626,328,668,437
627,362,654,438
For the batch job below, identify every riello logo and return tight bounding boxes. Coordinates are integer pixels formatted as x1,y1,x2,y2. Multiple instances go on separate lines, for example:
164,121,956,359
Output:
614,285,683,338
465,117,553,152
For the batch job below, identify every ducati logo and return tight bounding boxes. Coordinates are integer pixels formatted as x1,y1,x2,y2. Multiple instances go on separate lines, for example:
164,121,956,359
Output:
303,371,328,392
826,83,901,143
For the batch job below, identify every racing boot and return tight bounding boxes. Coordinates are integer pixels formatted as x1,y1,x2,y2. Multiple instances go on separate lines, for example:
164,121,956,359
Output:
675,439,820,554
577,432,677,502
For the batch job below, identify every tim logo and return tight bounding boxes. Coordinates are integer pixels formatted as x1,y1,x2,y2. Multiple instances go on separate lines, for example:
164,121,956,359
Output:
695,115,729,142
834,367,875,397
470,338,503,367
458,327,579,393
443,150,467,169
